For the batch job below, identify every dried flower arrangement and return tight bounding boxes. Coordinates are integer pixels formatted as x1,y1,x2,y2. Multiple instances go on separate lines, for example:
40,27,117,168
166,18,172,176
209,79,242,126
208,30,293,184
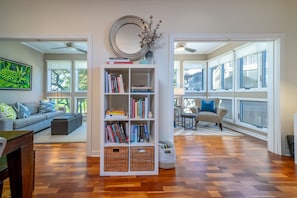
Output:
139,16,162,50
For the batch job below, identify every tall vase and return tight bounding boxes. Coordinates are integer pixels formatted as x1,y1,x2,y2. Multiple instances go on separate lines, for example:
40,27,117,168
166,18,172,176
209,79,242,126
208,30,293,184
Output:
145,50,154,64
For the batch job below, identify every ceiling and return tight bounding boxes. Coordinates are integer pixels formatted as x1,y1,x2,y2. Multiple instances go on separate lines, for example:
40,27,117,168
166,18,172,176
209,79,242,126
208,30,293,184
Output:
21,40,226,55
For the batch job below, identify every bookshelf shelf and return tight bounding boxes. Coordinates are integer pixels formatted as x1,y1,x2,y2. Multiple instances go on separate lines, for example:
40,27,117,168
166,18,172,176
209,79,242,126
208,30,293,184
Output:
100,64,159,176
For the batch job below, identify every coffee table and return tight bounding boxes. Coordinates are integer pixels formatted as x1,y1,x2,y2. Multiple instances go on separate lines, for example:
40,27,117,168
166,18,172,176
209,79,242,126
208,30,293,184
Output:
51,113,83,135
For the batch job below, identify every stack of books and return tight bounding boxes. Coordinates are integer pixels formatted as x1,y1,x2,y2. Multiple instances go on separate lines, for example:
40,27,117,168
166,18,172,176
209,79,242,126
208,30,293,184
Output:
105,109,127,119
106,57,133,64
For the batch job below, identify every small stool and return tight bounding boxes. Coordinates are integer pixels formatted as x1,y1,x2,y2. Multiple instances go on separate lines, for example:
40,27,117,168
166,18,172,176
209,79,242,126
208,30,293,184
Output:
181,113,196,130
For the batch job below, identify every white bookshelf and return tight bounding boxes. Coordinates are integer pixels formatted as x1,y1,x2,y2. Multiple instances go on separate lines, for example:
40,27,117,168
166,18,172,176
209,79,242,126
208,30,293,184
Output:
100,64,159,176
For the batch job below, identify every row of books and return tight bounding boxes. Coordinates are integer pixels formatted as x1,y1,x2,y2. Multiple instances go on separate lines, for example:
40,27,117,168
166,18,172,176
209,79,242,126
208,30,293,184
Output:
130,97,150,119
105,122,150,143
130,124,150,143
105,72,125,93
105,122,128,143
106,57,133,64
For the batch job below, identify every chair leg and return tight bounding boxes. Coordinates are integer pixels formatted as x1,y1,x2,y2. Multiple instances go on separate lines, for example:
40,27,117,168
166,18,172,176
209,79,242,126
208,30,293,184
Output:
219,123,223,131
0,181,3,197
195,121,198,129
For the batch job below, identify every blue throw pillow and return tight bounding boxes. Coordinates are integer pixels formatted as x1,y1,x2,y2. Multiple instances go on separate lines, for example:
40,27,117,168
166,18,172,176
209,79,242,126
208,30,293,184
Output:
200,99,216,112
39,100,56,113
13,102,31,119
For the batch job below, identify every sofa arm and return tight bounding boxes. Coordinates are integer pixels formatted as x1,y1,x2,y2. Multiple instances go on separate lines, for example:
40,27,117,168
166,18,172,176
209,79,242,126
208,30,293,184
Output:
217,108,228,122
0,118,13,131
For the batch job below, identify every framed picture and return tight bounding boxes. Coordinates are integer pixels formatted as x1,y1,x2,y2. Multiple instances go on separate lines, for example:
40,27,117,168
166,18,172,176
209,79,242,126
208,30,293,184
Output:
0,57,32,90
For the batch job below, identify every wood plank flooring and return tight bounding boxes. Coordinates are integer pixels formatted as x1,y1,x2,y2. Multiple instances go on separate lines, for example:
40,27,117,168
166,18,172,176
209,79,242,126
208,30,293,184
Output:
2,135,297,198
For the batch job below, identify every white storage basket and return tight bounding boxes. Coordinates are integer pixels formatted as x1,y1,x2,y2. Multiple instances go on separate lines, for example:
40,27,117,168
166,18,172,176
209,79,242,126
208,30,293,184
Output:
159,141,176,169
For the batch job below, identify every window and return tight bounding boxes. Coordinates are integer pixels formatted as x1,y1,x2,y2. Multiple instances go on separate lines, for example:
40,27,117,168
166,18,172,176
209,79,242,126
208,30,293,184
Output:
219,99,232,119
46,60,87,113
183,61,205,92
239,52,259,89
239,100,267,129
223,61,233,90
76,97,88,114
75,60,88,92
173,61,181,88
236,42,268,90
183,98,196,111
208,52,234,91
47,60,71,92
49,98,71,113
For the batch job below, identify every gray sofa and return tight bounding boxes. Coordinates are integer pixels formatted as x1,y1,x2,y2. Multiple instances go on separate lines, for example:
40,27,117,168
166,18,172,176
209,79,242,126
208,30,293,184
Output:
0,102,64,133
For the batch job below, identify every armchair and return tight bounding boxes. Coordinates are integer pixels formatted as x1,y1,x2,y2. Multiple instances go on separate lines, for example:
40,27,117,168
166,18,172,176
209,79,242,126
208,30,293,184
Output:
190,98,227,131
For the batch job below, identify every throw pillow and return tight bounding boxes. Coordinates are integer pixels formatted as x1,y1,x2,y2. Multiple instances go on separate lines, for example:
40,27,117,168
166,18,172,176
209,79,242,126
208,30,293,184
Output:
200,99,216,113
39,100,56,113
0,103,17,119
12,102,31,119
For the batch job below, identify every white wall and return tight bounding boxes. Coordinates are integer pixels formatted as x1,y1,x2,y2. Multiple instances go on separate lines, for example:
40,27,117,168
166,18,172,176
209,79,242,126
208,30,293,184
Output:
0,40,44,104
0,0,296,156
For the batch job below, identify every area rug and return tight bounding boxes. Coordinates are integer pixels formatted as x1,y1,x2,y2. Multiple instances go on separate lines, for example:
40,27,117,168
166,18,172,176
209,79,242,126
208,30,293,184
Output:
33,122,87,143
174,122,243,136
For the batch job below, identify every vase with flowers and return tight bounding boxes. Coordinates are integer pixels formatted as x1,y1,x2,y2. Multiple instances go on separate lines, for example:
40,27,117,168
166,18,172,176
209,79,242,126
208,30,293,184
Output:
139,15,162,64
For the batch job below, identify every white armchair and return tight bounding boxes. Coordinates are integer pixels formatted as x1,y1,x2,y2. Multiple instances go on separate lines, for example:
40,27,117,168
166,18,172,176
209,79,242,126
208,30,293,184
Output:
190,98,227,131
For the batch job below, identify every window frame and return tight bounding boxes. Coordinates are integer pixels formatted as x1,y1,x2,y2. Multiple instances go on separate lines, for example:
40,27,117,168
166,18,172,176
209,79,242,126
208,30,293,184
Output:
235,97,268,133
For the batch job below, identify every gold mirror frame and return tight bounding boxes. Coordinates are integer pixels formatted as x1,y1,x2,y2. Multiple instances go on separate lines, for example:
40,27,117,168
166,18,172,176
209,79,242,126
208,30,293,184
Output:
109,15,148,61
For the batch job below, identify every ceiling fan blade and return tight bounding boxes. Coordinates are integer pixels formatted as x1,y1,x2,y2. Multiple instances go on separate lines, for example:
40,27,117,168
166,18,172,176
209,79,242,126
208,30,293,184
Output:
74,47,87,54
184,47,197,53
52,46,67,49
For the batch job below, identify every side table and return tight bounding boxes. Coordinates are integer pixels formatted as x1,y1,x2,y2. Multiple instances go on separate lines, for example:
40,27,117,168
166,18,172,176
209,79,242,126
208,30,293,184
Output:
181,113,196,130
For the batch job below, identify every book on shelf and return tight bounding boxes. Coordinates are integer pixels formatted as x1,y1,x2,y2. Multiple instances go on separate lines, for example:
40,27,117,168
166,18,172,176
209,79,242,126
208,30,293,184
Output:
105,122,128,143
105,72,125,93
130,96,150,119
130,124,150,143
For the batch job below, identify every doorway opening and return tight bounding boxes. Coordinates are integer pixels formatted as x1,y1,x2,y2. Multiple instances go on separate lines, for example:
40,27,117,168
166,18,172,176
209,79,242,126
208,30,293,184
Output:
0,36,92,146
169,34,282,155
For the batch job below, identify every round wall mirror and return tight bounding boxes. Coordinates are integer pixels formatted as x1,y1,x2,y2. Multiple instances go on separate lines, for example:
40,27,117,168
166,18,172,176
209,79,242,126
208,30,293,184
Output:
109,15,147,61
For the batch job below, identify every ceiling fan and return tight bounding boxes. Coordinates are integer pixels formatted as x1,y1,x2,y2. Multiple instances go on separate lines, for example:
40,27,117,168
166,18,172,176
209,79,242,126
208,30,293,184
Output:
175,42,197,53
52,42,87,54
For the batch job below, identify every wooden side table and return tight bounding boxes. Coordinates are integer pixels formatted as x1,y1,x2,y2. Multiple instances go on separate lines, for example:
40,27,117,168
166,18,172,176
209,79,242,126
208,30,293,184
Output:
0,130,34,198
181,113,196,130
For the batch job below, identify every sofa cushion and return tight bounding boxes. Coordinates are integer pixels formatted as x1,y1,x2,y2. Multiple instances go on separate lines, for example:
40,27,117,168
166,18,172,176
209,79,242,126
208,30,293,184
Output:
0,103,16,120
200,99,216,113
13,114,46,129
44,110,64,119
12,102,31,119
39,100,56,113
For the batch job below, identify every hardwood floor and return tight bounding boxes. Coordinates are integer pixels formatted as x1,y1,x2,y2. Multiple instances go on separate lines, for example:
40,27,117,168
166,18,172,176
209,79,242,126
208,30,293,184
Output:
2,135,297,198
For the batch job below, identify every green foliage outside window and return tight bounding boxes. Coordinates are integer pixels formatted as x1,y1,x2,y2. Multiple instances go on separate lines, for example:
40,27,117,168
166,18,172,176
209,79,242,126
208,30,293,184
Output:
77,69,88,91
51,69,71,91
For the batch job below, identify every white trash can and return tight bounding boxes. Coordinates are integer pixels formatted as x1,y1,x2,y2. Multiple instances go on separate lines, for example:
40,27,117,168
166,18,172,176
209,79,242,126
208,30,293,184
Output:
159,141,176,169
